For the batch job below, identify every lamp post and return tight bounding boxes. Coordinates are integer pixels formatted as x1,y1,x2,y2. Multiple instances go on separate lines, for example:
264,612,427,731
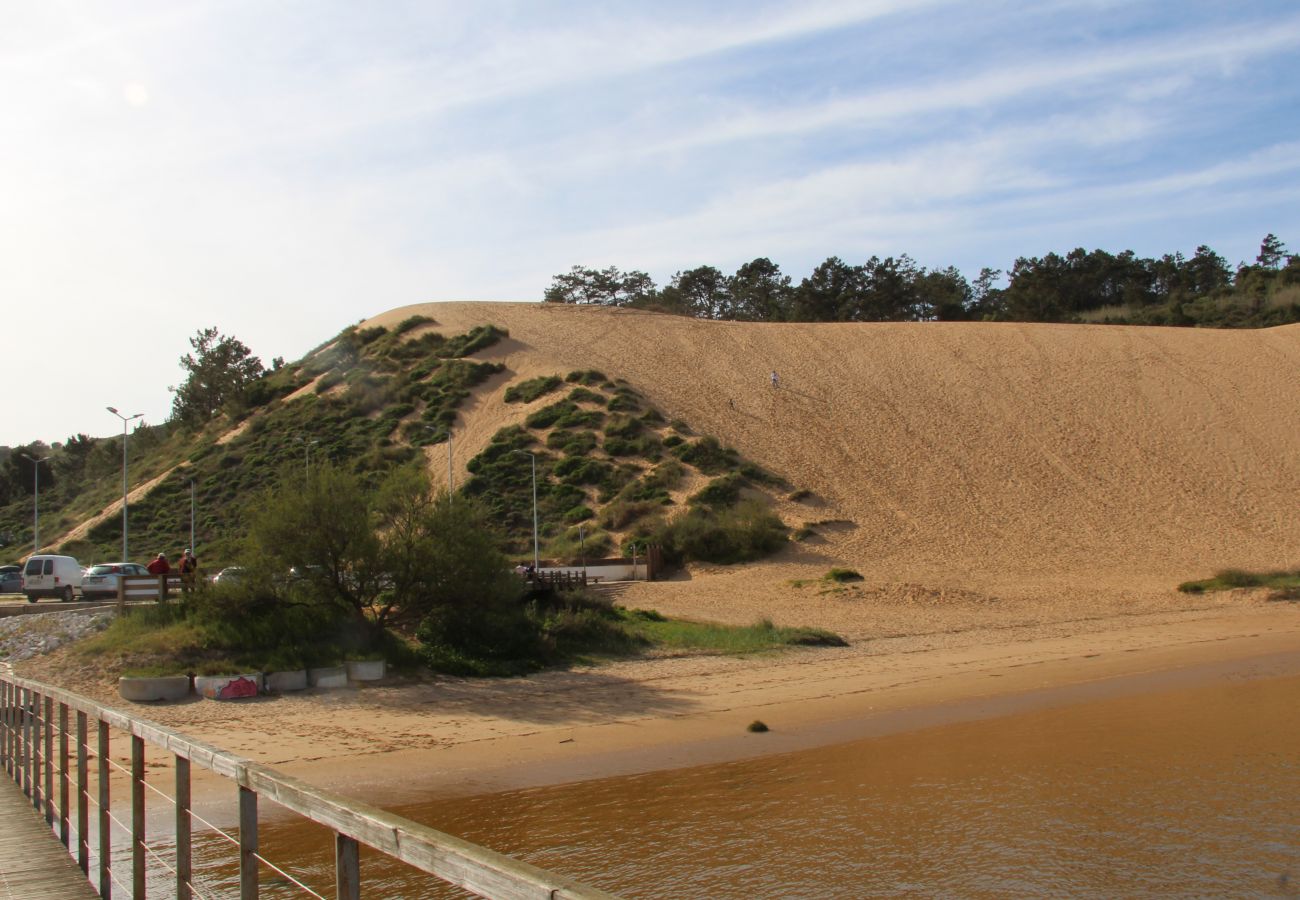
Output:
189,479,196,555
514,450,539,571
296,437,320,476
19,453,50,555
420,426,455,494
107,407,143,562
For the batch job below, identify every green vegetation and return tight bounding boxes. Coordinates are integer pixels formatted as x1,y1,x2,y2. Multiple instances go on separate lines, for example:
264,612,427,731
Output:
0,321,506,565
1177,568,1300,594
504,375,563,403
747,720,770,733
543,234,1300,328
825,567,864,583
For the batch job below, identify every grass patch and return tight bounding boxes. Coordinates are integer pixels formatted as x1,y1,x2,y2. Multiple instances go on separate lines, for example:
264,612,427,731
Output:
1177,568,1300,593
825,568,864,583
620,614,846,654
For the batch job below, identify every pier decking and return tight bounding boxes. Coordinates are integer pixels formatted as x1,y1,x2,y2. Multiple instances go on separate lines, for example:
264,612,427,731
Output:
0,778,96,899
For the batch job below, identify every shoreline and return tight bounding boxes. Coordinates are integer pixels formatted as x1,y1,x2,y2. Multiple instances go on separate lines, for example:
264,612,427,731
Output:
303,605,1300,806
39,600,1282,820
11,600,1299,828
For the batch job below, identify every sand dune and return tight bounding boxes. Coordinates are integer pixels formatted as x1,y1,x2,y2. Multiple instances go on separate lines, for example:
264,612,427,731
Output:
368,303,1300,599
16,301,1300,811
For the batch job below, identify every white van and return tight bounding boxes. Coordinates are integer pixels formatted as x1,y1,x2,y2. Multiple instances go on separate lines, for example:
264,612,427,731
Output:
23,555,83,603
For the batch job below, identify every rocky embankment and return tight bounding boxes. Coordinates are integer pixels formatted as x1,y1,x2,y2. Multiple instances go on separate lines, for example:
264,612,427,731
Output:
0,610,111,663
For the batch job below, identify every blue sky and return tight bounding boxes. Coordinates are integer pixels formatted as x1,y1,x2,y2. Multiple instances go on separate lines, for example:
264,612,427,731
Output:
3,0,1298,446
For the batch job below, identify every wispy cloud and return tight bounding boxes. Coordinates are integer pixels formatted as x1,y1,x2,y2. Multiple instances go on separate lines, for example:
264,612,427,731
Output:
2,1,1299,444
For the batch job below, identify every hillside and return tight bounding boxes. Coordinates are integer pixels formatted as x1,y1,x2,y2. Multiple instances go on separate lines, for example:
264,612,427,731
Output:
362,303,1300,600
9,301,1298,619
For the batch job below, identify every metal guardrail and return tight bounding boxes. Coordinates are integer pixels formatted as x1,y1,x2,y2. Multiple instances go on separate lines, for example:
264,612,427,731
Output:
0,671,621,899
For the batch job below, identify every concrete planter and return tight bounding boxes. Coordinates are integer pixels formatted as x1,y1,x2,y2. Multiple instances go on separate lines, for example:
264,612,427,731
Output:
119,675,191,703
195,673,262,701
345,659,386,682
264,670,308,693
308,666,348,689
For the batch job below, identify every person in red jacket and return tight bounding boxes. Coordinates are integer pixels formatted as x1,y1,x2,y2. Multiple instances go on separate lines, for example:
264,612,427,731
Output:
146,553,170,575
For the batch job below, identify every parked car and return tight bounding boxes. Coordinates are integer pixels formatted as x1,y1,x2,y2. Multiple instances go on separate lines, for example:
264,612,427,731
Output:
212,566,246,585
0,564,23,595
22,554,83,603
80,562,152,601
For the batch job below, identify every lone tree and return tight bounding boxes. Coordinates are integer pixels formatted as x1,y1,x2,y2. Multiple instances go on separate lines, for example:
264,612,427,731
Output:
170,327,264,426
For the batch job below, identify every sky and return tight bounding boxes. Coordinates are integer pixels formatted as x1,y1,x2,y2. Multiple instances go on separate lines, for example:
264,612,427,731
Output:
3,0,1298,447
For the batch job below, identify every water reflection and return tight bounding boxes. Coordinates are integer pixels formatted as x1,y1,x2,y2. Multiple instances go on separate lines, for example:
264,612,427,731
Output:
190,673,1300,898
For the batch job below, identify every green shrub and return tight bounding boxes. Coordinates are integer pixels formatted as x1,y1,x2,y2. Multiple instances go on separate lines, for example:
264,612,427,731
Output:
564,505,594,523
566,369,609,385
825,568,863,583
651,499,787,565
546,429,598,454
673,436,738,474
604,415,642,439
504,375,563,403
689,473,748,508
568,387,606,405
394,314,435,335
526,401,576,429
1215,568,1263,588
607,394,641,413
599,499,662,530
604,435,661,458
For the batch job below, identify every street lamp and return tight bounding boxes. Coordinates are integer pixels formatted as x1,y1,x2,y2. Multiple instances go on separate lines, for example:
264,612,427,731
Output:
419,425,455,494
514,450,539,571
296,437,320,476
107,407,143,562
19,453,50,555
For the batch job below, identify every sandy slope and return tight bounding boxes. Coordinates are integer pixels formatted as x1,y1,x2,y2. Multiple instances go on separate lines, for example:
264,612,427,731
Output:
368,302,1300,597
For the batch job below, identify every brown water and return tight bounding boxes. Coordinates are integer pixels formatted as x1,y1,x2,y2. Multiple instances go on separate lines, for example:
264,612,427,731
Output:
192,671,1300,898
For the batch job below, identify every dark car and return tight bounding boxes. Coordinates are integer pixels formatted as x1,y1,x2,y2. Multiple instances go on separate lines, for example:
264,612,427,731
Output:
0,565,22,595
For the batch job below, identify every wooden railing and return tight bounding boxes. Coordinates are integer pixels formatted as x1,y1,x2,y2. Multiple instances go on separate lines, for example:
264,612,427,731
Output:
0,671,621,899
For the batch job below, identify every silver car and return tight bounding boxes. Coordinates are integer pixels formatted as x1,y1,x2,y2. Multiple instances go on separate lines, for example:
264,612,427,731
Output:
81,562,151,601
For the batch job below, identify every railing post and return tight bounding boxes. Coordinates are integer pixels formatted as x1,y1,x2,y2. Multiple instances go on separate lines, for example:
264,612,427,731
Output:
98,719,111,899
335,833,360,900
132,734,145,898
25,687,35,798
1,680,10,776
176,755,192,900
30,687,41,808
59,702,70,847
44,694,55,826
77,710,89,876
240,785,259,900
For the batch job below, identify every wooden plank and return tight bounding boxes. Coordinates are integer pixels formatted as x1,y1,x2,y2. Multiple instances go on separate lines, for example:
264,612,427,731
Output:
97,719,110,899
0,778,98,898
240,785,259,900
335,833,360,900
59,702,69,848
132,734,145,898
176,754,192,900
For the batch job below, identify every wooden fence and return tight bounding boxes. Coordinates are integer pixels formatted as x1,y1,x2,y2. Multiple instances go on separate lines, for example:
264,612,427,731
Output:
0,671,621,899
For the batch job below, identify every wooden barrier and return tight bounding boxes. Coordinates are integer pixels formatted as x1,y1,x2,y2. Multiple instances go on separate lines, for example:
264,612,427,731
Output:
0,672,621,899
116,574,186,606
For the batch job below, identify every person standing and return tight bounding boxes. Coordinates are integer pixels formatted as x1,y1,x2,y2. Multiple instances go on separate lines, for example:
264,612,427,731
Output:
179,548,198,593
147,553,170,575
770,370,780,388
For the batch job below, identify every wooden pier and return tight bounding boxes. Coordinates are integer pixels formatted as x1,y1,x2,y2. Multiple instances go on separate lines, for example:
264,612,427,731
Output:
0,778,97,898
1,671,621,899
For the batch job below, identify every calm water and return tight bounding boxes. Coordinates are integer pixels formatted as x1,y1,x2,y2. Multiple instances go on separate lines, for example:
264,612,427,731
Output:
192,671,1300,898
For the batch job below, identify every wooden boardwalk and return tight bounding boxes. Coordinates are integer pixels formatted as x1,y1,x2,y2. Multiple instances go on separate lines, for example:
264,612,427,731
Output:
0,779,97,899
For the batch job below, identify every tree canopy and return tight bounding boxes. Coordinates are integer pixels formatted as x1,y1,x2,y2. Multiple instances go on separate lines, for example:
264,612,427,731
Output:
542,235,1300,329
170,327,265,426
